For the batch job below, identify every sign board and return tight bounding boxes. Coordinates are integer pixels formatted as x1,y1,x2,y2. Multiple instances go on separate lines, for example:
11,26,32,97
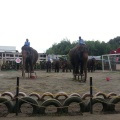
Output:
15,58,21,63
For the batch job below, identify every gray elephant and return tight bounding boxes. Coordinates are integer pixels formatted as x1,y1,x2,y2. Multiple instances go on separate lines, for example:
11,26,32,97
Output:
87,57,96,72
46,60,52,72
69,44,88,82
21,46,38,77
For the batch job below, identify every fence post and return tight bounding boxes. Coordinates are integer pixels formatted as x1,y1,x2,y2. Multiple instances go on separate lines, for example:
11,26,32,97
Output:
90,77,93,114
16,77,19,116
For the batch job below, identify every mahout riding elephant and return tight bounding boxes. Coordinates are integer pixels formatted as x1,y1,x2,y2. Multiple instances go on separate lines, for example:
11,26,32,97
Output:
69,44,88,82
21,46,38,76
46,60,52,72
87,58,96,72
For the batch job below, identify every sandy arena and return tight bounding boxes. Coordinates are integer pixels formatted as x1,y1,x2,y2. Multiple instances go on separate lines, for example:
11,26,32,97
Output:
0,70,120,120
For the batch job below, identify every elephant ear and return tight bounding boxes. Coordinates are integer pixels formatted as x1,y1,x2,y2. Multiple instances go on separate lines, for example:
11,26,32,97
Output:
21,46,26,50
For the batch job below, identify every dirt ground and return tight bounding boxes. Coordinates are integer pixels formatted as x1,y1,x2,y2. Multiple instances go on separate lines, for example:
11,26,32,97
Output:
0,70,120,120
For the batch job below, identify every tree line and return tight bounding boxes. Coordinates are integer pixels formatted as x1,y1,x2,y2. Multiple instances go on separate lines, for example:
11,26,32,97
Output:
46,36,120,56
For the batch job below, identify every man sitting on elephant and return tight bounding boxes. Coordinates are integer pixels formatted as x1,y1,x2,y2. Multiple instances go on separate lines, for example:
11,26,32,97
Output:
24,39,30,47
78,36,86,45
24,39,31,54
78,36,87,62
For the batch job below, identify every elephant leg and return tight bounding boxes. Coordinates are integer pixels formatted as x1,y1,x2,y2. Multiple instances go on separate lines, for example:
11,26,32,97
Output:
75,66,79,74
80,63,84,75
88,66,90,72
55,65,57,72
48,65,49,72
22,58,25,77
62,66,64,72
92,65,94,72
73,67,75,74
63,67,65,72
66,65,68,72
73,72,76,80
49,66,51,72
79,63,84,81
94,66,95,71
90,66,92,72
29,58,34,73
25,60,29,72
83,63,87,82
46,66,48,72
50,64,52,72
57,66,59,72
72,67,76,79
48,64,51,72
31,65,34,73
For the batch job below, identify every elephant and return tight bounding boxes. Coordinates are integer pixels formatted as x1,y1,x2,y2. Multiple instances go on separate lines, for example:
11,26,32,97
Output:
69,44,88,82
46,60,52,72
21,46,38,77
60,59,69,72
59,58,72,72
87,57,96,72
52,59,60,72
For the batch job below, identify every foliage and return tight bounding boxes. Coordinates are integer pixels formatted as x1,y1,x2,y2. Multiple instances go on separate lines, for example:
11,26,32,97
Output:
46,37,120,56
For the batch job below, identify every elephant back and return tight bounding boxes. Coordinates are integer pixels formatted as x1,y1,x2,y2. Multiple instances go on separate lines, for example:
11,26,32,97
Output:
74,44,88,54
69,44,88,60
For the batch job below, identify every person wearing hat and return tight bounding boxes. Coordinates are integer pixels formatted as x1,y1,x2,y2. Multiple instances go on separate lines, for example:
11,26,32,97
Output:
78,36,86,45
24,39,30,46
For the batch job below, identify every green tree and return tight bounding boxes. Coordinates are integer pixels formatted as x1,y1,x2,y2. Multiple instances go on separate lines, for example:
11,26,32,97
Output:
46,38,72,55
46,36,120,56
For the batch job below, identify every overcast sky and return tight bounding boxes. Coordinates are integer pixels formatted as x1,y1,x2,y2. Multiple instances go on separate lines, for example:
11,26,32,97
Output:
0,0,120,53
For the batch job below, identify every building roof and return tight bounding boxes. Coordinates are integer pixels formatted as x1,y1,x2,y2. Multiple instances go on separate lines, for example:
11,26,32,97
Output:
0,46,16,52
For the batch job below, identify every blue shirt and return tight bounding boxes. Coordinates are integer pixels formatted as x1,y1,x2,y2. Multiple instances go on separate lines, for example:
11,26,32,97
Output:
24,41,30,46
79,39,86,45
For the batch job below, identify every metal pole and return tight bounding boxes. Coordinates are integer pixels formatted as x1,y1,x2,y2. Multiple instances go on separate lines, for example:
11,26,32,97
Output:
108,55,112,71
102,55,104,72
90,77,93,114
16,77,19,116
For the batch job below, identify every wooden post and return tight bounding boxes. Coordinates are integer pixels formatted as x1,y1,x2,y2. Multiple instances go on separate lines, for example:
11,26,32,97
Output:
90,77,93,114
16,77,19,116
22,57,25,78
